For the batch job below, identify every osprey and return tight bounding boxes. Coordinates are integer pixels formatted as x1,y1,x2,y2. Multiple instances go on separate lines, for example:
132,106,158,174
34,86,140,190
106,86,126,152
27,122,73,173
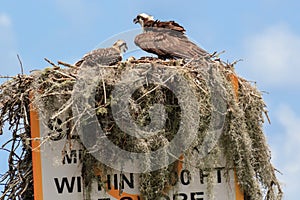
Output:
75,40,128,67
133,13,209,60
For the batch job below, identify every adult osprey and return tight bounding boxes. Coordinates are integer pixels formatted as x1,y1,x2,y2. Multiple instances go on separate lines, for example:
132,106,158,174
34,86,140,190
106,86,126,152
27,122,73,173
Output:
133,13,209,60
75,40,128,67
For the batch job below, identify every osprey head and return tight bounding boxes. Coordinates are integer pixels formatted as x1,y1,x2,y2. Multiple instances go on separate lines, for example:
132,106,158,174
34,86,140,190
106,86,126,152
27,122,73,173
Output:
133,13,154,26
113,40,128,53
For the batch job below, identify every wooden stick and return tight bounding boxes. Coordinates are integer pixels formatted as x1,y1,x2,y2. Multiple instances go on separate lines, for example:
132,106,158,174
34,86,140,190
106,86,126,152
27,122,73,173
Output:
17,54,24,75
57,60,76,68
44,58,59,68
0,75,14,78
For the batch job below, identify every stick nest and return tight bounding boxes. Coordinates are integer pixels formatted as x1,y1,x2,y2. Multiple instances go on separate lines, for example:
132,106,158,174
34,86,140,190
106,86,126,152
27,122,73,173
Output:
0,57,282,199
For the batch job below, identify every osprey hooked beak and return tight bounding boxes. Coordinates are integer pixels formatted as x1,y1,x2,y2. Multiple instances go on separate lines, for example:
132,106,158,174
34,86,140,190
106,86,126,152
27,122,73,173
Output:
133,13,154,26
113,40,128,53
121,43,128,53
133,17,139,24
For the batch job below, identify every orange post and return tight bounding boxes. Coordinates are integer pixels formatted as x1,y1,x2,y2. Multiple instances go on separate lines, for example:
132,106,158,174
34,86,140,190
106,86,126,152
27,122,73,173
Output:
229,73,244,200
30,93,44,200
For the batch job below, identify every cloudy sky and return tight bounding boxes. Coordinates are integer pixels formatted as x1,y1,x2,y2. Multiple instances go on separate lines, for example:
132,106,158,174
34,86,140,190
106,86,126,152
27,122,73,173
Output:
1,1,299,199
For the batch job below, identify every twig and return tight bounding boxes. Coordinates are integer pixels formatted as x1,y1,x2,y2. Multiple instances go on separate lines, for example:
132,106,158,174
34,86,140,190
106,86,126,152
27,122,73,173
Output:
231,59,243,66
44,58,59,68
50,98,73,120
136,74,175,102
214,50,226,58
264,110,271,124
58,60,76,68
274,168,283,175
182,57,196,68
17,54,24,75
0,76,14,79
99,70,107,104
53,70,76,80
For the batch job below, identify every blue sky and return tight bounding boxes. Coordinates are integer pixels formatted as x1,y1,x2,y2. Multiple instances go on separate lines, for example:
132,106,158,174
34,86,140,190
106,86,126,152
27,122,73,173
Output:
1,0,300,199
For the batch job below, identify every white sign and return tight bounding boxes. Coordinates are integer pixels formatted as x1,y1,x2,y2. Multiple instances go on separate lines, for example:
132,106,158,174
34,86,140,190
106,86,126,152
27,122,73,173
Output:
30,109,244,200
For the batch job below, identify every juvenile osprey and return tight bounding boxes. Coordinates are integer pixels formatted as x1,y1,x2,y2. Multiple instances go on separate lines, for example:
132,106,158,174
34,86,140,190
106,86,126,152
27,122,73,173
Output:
133,13,209,60
75,40,128,67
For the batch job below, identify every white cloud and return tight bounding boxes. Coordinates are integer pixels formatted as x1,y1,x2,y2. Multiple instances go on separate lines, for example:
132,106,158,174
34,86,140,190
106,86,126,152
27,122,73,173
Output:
243,24,300,88
0,14,14,42
0,13,11,27
0,13,18,75
277,106,300,155
270,104,300,199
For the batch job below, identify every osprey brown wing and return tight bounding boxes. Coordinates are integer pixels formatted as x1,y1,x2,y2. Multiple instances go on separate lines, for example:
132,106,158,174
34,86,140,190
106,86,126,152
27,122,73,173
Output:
133,13,209,59
75,47,121,67
154,20,186,33
75,40,127,67
144,20,186,33
134,31,208,60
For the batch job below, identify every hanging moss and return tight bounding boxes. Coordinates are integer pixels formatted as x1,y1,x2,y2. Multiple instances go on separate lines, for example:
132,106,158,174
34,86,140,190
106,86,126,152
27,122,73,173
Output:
0,57,282,200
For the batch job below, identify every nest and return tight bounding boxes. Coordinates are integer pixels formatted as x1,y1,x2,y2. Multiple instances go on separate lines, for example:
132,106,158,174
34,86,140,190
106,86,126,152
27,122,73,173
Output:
0,57,282,200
